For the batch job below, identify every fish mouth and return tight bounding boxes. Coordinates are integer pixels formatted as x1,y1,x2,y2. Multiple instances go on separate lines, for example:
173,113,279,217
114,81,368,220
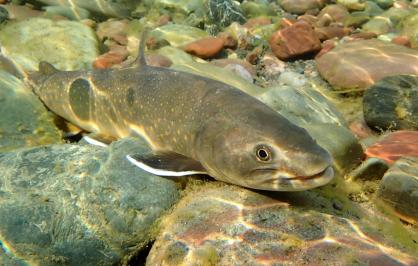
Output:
289,166,334,180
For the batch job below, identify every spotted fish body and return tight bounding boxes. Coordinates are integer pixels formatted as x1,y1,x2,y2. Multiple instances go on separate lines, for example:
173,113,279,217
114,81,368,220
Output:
30,36,334,191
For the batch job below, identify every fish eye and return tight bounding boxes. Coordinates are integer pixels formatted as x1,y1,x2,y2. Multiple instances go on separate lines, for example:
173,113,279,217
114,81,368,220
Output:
255,145,272,162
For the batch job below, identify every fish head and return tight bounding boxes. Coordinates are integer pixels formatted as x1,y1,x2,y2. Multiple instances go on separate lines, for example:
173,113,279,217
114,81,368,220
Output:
196,112,334,191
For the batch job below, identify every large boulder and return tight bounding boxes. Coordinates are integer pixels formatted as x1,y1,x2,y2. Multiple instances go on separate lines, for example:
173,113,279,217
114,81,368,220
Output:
0,138,180,265
316,39,418,91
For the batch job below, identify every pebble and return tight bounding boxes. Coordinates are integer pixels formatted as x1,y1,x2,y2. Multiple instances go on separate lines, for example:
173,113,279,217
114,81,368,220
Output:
182,37,224,59
348,157,389,180
93,44,129,69
280,0,326,15
365,131,418,164
363,75,418,131
317,4,350,23
269,20,322,60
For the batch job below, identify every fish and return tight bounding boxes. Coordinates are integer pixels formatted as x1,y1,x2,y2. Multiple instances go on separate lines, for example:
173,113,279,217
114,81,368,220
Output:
28,32,334,191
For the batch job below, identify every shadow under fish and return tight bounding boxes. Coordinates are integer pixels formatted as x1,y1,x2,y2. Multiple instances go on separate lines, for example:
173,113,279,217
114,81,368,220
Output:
27,32,334,191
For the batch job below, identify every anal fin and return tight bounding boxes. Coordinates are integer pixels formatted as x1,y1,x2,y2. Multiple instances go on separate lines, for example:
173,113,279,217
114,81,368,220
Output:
126,152,208,177
82,133,116,147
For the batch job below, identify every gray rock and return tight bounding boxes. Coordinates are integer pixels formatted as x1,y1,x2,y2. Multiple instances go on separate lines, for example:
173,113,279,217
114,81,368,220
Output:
205,0,246,34
363,75,418,131
147,184,418,265
0,71,61,152
257,73,347,127
348,157,389,180
377,157,418,224
0,17,99,71
0,138,180,265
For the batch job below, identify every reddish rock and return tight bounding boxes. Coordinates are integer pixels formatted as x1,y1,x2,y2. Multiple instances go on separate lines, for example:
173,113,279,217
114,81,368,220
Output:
269,20,322,60
92,44,128,69
217,32,237,49
316,39,337,58
298,14,318,26
365,131,418,164
210,58,256,76
245,46,262,65
243,17,272,28
347,32,378,40
182,37,224,59
349,119,375,139
316,39,418,90
391,35,411,48
145,54,172,68
315,26,352,41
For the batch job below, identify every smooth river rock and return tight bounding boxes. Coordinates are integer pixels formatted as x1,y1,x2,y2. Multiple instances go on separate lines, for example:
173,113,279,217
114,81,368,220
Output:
377,157,418,224
316,39,418,91
147,184,418,265
363,75,418,131
0,138,180,265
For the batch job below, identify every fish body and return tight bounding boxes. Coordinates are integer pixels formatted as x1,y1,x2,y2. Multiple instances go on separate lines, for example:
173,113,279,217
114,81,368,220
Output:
30,36,334,191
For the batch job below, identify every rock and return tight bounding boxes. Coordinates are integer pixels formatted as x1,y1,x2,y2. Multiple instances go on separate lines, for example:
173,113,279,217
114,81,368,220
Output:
374,0,394,9
149,24,208,48
0,3,43,20
145,54,172,68
147,184,418,265
257,72,347,127
242,17,272,28
391,35,411,47
43,5,90,20
316,39,418,91
210,58,256,77
26,0,138,18
93,44,129,69
269,20,322,60
365,131,418,164
337,0,366,11
348,157,389,180
216,31,237,49
362,16,392,34
0,71,61,152
182,37,224,59
0,137,180,265
318,4,350,23
363,75,418,131
377,157,418,224
349,118,375,139
261,52,286,77
205,0,246,34
240,1,275,18
400,11,418,48
279,0,326,15
150,0,205,16
315,26,352,41
96,19,129,45
0,17,99,71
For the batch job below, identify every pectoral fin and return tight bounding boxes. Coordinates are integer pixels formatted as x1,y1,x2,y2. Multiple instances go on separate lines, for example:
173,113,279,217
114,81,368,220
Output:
126,152,208,177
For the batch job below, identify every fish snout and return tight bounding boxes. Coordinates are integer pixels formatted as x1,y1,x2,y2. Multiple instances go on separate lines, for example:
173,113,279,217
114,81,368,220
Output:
287,149,333,177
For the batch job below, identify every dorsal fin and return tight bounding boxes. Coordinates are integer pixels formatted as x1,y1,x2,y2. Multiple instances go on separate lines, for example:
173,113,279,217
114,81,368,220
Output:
38,61,59,75
136,29,149,68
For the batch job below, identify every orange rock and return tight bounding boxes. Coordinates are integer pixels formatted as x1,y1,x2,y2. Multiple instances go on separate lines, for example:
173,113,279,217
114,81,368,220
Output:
315,39,336,58
93,44,128,69
217,32,237,49
182,37,224,59
391,35,411,48
365,131,418,164
269,20,322,60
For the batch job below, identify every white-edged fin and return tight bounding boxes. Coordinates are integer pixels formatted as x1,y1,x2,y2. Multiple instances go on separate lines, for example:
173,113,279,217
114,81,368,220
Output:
82,135,109,148
126,152,208,177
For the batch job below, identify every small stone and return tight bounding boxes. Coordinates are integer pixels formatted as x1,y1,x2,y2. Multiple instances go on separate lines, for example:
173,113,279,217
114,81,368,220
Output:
316,39,418,91
318,4,350,23
146,54,172,68
391,35,411,47
363,75,418,131
242,17,272,28
365,131,418,164
182,37,224,59
349,118,374,139
157,14,171,26
377,157,418,224
315,26,352,41
93,44,128,69
96,19,129,44
216,32,237,49
261,52,286,77
280,0,326,15
269,20,322,60
210,58,256,77
348,158,389,180
347,31,378,40
337,0,366,11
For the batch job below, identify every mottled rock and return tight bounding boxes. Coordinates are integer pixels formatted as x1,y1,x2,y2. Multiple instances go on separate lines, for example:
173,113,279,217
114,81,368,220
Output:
401,11,418,48
43,5,90,20
316,39,418,91
0,3,43,20
0,71,61,152
210,58,256,80
280,0,326,15
205,0,246,34
147,185,417,265
365,131,418,164
348,157,389,180
145,54,172,68
0,138,180,265
363,75,418,131
0,17,99,71
269,20,322,60
240,1,275,18
377,157,418,224
182,37,224,59
26,0,138,18
261,52,286,77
